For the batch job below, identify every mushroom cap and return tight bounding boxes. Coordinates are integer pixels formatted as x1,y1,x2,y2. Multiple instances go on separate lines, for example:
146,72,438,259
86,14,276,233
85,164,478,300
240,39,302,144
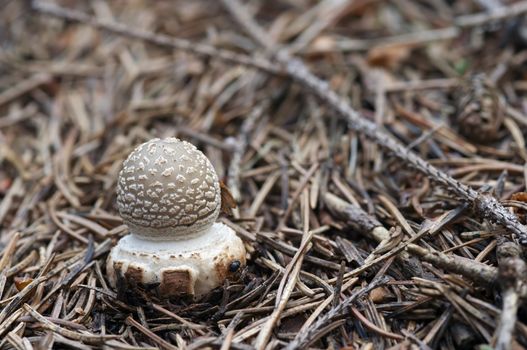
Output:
106,222,246,300
117,138,220,240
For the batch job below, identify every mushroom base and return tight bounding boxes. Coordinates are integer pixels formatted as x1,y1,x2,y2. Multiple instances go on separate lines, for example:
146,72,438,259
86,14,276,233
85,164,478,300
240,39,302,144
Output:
106,222,246,301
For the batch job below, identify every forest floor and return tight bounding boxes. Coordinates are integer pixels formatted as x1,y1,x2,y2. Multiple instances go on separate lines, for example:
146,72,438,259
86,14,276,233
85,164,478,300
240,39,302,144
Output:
1,0,527,349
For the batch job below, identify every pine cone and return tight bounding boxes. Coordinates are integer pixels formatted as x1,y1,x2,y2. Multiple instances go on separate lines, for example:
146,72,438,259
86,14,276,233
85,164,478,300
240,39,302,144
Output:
455,73,504,143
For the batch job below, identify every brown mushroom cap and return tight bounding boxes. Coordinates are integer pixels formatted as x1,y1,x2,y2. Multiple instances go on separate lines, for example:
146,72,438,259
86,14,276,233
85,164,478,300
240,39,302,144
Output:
117,138,220,240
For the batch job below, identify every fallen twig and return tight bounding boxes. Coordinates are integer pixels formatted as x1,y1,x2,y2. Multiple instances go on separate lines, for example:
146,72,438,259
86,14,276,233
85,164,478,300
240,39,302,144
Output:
324,192,498,285
219,0,527,245
493,240,527,350
32,0,527,244
286,276,390,350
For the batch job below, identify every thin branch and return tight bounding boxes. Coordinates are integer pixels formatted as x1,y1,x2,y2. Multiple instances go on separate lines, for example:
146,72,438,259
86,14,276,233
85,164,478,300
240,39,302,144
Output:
493,241,527,350
32,0,527,244
324,192,498,285
30,1,280,76
254,191,313,350
330,1,527,52
455,1,527,27
219,0,527,245
0,73,53,107
23,303,118,344
286,277,390,350
227,103,266,202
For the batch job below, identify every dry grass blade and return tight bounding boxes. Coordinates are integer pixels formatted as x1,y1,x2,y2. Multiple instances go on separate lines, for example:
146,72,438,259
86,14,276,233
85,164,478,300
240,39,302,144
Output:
23,303,119,344
286,277,390,349
255,190,313,350
220,0,527,244
324,192,499,285
30,1,280,75
33,0,527,244
125,316,179,350
493,241,527,350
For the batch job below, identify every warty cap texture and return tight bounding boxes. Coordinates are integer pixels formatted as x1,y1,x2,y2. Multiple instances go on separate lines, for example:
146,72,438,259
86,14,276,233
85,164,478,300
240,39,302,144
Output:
117,138,220,240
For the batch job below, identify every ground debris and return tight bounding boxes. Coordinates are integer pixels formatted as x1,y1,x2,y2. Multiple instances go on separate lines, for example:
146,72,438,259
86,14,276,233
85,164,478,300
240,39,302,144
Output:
0,0,526,349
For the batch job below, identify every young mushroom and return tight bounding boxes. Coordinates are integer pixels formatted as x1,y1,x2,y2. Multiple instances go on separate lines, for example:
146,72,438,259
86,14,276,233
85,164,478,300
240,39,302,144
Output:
107,137,246,300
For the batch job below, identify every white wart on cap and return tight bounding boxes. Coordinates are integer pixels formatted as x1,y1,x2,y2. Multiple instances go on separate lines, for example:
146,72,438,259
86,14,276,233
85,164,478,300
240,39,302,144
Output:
117,138,221,240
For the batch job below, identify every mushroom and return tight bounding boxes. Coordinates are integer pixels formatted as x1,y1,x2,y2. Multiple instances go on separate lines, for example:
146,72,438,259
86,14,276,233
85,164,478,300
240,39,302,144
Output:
107,137,246,300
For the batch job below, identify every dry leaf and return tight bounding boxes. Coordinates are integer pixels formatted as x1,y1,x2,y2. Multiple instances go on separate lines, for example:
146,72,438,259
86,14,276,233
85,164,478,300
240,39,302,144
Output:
14,277,33,291
220,181,237,216
511,192,527,224
370,286,391,303
367,44,411,70
511,192,527,202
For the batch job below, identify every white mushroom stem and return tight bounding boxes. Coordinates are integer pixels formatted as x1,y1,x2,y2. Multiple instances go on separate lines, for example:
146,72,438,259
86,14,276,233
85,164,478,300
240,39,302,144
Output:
107,222,246,298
